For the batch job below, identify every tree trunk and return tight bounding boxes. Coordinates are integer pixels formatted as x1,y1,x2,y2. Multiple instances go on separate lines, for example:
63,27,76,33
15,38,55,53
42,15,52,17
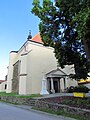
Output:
83,39,90,71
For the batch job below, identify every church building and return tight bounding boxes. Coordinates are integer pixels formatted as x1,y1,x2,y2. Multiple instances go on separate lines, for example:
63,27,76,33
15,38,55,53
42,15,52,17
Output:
6,33,77,95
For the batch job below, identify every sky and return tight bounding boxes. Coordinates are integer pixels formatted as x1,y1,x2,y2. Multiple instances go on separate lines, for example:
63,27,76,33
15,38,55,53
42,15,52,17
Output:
0,0,40,79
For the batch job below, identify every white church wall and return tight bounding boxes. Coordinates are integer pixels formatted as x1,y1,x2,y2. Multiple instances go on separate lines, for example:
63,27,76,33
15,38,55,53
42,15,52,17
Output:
26,42,57,94
6,52,17,93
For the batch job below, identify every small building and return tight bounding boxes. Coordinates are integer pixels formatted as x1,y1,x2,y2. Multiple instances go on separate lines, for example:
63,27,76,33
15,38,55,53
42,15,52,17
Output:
0,80,7,92
6,33,77,95
40,65,77,95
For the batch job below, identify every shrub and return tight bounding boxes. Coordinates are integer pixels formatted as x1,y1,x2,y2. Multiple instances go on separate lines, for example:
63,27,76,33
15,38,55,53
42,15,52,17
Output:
74,85,89,93
67,85,89,93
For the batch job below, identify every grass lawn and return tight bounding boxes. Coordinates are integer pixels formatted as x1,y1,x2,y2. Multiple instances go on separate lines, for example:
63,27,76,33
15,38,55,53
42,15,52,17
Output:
17,94,42,98
0,92,42,98
61,97,90,109
0,92,17,96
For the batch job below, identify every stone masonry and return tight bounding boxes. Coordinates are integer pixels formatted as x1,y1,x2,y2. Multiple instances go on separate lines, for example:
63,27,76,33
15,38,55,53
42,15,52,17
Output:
12,61,19,93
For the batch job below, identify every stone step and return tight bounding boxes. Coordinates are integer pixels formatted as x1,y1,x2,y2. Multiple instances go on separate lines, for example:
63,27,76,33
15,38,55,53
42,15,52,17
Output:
29,99,36,106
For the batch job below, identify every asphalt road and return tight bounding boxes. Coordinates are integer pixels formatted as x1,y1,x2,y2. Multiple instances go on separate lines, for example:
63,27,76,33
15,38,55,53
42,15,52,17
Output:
0,102,75,120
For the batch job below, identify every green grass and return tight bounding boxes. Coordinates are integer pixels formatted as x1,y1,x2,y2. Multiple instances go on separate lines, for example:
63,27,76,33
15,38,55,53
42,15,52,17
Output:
60,97,90,109
0,92,17,96
17,94,42,98
0,92,42,98
32,107,89,120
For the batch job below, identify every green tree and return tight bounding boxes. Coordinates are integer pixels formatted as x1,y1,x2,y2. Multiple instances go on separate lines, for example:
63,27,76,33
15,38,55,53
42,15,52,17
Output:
32,0,89,79
73,0,90,65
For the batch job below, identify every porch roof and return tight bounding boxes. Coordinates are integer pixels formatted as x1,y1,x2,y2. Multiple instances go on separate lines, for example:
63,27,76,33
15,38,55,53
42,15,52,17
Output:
46,68,67,78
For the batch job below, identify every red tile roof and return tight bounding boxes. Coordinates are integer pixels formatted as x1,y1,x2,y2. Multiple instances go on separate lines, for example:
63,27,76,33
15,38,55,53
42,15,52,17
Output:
32,33,43,44
0,80,5,83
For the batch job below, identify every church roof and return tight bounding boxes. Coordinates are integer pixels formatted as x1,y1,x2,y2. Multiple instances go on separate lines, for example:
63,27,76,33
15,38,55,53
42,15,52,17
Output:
10,33,43,54
0,80,5,84
32,33,43,44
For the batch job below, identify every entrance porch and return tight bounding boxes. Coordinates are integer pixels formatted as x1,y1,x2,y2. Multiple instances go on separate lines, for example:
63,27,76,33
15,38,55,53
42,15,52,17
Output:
47,77,66,94
46,68,67,94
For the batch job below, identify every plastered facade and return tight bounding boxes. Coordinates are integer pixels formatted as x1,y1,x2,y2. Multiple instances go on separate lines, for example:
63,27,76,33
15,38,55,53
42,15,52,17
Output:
6,35,77,95
6,40,57,94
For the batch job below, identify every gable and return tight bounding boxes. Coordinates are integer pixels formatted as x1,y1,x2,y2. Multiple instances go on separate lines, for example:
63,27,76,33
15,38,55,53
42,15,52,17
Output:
46,68,67,78
32,33,43,44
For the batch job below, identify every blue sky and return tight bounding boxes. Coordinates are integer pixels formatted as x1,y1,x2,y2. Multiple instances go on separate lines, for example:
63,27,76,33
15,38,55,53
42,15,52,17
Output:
0,0,40,79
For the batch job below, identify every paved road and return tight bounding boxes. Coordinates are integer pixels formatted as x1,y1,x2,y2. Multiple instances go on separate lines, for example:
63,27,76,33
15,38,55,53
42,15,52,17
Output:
0,102,76,120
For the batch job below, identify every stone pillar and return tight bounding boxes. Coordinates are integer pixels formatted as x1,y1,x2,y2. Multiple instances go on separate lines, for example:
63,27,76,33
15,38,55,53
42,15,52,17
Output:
64,78,66,89
51,77,55,93
40,75,49,95
59,78,61,92
63,77,66,92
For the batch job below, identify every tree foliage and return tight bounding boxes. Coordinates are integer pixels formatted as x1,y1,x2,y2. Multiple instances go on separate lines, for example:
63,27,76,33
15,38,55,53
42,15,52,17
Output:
32,0,90,79
73,1,90,63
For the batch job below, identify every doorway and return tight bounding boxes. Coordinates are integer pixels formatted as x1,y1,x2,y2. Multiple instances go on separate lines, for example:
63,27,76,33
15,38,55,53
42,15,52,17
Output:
47,77,60,93
53,78,60,93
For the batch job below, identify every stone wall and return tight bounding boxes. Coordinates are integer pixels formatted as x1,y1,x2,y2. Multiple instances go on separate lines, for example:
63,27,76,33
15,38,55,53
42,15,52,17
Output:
0,96,36,106
12,61,19,93
0,95,90,118
35,100,90,118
